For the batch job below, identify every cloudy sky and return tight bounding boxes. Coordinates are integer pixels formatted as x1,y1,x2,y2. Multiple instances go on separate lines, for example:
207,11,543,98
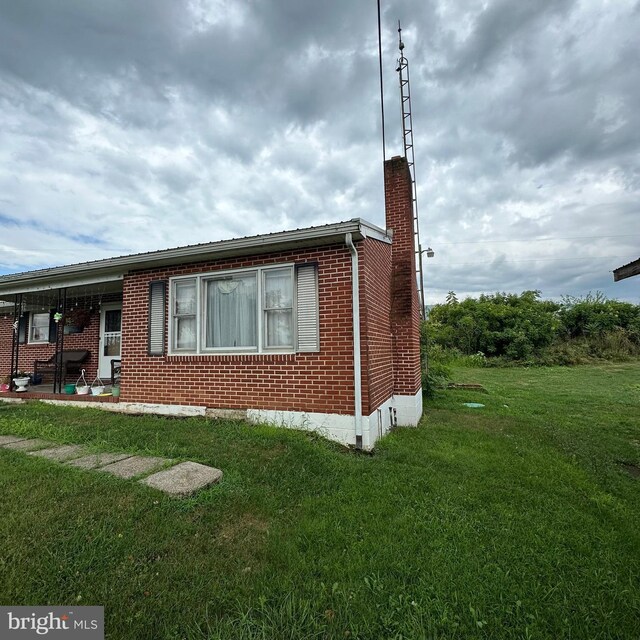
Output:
0,0,638,303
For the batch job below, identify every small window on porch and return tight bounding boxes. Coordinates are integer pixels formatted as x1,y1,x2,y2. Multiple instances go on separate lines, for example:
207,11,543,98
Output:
28,312,50,343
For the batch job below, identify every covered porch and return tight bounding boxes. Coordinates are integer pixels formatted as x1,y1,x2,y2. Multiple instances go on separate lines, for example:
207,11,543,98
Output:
1,383,121,402
0,277,123,397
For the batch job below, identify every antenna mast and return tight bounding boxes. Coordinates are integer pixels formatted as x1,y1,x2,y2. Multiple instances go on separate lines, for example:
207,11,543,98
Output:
396,22,426,318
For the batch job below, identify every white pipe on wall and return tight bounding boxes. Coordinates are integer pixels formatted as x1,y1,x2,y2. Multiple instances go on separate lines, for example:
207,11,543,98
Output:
345,233,363,448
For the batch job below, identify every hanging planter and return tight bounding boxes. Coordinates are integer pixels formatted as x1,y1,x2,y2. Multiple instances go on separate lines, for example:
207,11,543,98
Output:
91,376,105,396
75,369,90,395
64,308,91,334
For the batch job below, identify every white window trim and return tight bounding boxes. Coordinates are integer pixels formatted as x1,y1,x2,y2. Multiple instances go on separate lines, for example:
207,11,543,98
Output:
27,311,50,344
262,266,296,352
171,279,198,353
168,263,296,355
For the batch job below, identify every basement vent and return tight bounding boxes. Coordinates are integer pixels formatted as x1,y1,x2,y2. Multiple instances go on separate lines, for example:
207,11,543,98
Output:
296,263,319,352
148,280,166,356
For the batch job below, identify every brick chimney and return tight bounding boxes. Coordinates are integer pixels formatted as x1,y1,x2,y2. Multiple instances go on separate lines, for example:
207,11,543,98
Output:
384,156,422,421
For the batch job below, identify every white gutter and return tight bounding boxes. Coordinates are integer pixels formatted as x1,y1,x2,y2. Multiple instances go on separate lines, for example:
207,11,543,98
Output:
345,232,363,449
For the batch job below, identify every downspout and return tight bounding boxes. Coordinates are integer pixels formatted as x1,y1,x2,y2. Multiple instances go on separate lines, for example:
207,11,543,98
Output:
345,233,363,449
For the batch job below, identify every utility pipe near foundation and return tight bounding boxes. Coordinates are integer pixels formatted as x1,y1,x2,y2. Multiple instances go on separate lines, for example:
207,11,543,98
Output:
345,233,363,449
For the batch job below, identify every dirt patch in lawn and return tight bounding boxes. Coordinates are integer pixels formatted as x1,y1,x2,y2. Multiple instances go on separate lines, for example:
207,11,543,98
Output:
218,512,270,547
618,461,640,479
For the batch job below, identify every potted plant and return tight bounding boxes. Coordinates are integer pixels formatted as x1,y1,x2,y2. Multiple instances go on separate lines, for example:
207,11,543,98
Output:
12,371,30,392
0,375,10,392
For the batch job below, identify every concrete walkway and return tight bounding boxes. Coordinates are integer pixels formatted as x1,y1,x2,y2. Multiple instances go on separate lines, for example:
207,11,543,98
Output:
0,435,222,497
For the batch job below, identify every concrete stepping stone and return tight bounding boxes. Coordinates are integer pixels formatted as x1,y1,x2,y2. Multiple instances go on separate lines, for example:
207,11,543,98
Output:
141,461,223,497
3,438,55,451
29,444,88,462
0,435,27,446
66,452,132,470
98,455,171,479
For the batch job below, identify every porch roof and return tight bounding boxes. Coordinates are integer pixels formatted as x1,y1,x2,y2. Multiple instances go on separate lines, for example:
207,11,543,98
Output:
613,257,640,282
0,218,389,298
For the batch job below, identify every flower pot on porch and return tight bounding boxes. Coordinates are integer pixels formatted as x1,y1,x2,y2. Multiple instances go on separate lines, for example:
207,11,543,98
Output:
12,377,30,392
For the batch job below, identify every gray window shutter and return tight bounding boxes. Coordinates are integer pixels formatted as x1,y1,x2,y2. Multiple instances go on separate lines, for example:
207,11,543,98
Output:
48,310,57,343
148,281,166,356
296,264,319,352
18,315,27,344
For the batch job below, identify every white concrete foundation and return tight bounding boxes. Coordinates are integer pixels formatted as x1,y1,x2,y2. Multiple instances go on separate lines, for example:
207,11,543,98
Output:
248,387,423,451
12,387,423,451
360,396,394,450
246,409,356,447
394,389,424,427
39,399,207,417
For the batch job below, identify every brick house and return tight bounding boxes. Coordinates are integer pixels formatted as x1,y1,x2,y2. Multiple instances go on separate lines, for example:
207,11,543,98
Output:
0,156,422,449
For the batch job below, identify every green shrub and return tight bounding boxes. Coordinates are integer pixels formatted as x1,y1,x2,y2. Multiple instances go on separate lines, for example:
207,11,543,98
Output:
423,358,451,397
558,293,640,342
425,291,640,367
427,291,558,358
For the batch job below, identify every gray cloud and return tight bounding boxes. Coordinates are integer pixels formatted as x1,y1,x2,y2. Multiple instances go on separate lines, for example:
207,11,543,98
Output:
0,0,638,304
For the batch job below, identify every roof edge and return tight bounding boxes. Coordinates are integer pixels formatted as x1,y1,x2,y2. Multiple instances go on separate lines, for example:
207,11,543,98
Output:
0,218,389,294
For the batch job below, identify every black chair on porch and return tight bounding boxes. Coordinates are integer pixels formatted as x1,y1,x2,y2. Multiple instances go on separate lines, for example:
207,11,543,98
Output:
33,350,90,385
111,359,122,387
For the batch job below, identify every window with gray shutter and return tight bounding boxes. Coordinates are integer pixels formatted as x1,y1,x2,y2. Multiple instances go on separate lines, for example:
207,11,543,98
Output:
148,281,166,355
296,263,319,352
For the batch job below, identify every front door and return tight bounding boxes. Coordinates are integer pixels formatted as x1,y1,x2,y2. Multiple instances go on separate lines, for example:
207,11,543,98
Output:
99,304,122,379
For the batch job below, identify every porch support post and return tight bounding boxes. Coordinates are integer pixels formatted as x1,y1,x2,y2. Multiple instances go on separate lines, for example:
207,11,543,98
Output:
54,288,67,394
9,293,22,390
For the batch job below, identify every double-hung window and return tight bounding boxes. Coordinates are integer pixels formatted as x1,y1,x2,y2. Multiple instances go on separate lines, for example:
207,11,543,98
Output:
29,312,50,343
166,263,317,354
172,280,197,351
263,268,293,349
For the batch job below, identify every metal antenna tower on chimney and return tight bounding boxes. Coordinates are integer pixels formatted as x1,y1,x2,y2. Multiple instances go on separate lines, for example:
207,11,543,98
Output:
396,21,426,318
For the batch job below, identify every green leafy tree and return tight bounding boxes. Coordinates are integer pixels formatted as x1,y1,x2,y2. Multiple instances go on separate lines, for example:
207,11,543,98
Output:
426,290,639,365
427,291,559,359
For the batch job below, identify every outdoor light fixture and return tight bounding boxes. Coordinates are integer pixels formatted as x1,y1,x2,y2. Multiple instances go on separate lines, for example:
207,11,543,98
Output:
422,247,435,258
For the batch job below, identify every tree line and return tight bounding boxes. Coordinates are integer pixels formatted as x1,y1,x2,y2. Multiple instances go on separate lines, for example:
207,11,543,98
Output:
424,290,640,367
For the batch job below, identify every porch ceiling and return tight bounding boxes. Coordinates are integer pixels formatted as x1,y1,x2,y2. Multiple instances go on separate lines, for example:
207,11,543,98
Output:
0,279,123,306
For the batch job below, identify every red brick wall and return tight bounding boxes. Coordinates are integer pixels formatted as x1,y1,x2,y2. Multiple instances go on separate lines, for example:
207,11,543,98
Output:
1,217,415,415
359,237,394,414
0,311,101,383
120,243,361,414
385,156,422,395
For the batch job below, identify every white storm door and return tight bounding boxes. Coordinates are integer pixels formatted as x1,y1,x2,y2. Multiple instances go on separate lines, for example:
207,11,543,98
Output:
99,304,122,379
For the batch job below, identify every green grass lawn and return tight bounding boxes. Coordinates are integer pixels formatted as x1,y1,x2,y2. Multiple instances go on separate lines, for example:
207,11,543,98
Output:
1,363,639,639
